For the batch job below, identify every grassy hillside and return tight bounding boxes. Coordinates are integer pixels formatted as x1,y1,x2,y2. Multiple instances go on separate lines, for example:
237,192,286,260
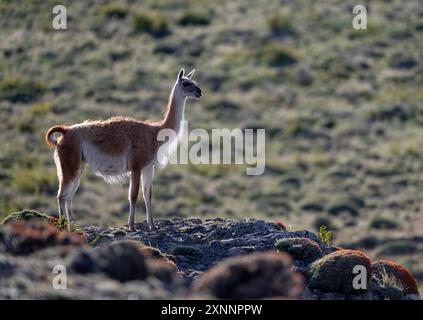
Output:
0,0,422,289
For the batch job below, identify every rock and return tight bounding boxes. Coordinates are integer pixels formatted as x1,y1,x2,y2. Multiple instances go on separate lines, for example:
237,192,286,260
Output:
0,218,418,300
227,246,256,257
275,237,322,262
307,249,371,294
372,260,420,296
0,253,15,275
193,251,303,299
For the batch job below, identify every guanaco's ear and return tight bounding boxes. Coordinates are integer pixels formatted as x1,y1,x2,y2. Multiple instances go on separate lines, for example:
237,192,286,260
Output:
177,68,185,80
186,69,195,79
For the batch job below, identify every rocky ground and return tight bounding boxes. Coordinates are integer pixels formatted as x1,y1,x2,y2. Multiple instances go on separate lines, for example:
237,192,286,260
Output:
0,213,420,300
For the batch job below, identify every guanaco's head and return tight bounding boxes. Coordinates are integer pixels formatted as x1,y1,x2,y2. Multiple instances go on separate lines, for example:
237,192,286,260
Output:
176,68,202,99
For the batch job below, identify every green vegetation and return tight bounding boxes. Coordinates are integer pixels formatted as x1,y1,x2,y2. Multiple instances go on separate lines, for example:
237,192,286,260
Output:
1,209,51,225
177,11,211,26
259,43,301,67
275,237,322,261
369,217,400,230
0,77,46,103
267,13,296,36
317,225,334,246
132,10,170,37
308,250,372,294
100,4,128,19
173,245,203,261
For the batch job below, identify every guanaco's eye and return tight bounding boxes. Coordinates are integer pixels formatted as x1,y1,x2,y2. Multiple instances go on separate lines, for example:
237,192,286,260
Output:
182,82,189,87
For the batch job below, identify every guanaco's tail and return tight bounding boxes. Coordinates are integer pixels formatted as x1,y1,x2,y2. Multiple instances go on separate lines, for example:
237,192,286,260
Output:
45,125,67,147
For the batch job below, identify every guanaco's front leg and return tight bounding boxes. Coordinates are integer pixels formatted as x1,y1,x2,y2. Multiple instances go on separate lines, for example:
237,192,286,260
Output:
128,169,141,231
142,163,155,230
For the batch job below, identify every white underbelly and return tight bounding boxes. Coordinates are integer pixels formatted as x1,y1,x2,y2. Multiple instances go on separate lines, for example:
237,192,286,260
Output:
82,143,129,184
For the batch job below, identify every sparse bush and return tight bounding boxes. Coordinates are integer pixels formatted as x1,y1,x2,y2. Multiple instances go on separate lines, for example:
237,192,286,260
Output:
275,237,322,262
91,241,149,282
341,235,379,250
193,251,303,299
297,66,314,86
49,215,81,234
369,103,419,123
376,240,417,256
0,78,46,103
11,168,56,195
307,249,371,294
27,102,52,117
328,203,359,217
177,11,211,26
389,51,417,69
173,245,203,261
317,225,334,246
312,217,334,231
0,220,83,255
372,260,419,295
132,10,170,38
146,258,177,282
70,240,176,282
267,13,296,36
153,43,177,55
259,43,301,67
101,4,128,19
369,217,400,230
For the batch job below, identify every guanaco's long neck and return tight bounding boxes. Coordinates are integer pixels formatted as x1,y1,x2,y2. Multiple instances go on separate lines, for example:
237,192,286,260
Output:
160,84,186,133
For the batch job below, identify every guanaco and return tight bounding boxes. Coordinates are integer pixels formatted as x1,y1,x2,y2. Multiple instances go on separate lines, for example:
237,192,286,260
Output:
45,68,202,231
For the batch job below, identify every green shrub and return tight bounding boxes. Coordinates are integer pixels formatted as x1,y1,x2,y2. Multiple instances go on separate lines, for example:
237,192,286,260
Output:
173,245,203,261
275,237,322,261
1,209,51,225
259,43,301,67
312,217,334,231
132,10,170,38
101,4,128,19
193,252,303,299
27,102,52,117
0,77,46,103
91,241,149,282
377,241,417,256
11,168,56,195
372,260,419,296
177,11,211,26
317,225,334,246
50,215,80,233
369,217,400,230
327,195,363,217
267,13,296,36
308,249,372,294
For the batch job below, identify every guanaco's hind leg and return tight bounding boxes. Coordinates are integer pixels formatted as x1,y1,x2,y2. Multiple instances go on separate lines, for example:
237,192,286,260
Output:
54,143,82,231
65,164,85,226
142,163,155,230
128,169,141,231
